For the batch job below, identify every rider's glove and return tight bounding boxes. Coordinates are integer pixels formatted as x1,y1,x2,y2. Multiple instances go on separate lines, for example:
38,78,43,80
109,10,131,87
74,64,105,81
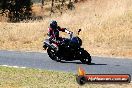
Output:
69,31,73,35
65,29,71,34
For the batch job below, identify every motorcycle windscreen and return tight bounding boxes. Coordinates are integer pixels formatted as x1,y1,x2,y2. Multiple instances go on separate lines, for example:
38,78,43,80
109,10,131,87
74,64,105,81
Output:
70,37,82,48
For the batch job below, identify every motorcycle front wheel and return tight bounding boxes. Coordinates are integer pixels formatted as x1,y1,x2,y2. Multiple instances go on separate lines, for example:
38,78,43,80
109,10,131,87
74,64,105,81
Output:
80,50,91,64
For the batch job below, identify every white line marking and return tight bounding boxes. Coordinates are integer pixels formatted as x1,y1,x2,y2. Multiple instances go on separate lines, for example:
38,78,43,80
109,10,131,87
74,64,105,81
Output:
0,65,26,69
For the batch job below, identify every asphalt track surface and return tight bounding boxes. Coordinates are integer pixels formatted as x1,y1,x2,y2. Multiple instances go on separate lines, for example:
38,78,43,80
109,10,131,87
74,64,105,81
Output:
0,50,132,77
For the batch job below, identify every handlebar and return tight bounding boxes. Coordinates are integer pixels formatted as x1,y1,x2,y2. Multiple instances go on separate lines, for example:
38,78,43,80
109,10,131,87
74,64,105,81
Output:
69,29,81,39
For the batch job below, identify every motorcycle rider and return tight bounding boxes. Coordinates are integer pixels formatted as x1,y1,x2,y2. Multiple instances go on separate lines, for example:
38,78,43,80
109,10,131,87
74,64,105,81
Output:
47,20,72,51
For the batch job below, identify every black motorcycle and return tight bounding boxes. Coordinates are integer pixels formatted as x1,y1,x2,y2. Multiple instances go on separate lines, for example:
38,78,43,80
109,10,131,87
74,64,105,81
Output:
43,29,92,64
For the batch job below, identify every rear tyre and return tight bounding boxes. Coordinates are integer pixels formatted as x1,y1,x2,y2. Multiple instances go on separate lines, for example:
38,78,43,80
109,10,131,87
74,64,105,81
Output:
80,50,91,64
47,48,61,62
47,48,56,61
55,55,61,62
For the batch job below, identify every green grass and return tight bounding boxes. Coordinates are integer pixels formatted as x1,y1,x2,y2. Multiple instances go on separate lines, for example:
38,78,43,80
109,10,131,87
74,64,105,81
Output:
0,66,132,88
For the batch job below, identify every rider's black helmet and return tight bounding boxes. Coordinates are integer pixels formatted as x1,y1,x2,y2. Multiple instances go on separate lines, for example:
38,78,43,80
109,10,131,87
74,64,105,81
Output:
50,20,58,29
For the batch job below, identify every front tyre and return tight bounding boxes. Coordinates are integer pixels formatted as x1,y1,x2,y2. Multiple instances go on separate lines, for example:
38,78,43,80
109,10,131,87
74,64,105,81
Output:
80,50,91,64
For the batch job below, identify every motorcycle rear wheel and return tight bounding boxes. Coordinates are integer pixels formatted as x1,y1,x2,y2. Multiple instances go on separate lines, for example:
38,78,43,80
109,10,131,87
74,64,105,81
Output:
47,48,61,62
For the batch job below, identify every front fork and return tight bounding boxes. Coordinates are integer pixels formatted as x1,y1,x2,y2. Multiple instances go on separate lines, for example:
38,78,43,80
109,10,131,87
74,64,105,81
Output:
76,48,84,58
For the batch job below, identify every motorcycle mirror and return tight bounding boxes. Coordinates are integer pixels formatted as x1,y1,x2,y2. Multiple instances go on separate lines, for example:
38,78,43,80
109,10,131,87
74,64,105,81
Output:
78,29,81,35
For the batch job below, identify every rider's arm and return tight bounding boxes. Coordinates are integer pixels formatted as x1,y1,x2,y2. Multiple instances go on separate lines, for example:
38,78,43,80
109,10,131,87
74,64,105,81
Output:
57,26,72,34
48,28,55,38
